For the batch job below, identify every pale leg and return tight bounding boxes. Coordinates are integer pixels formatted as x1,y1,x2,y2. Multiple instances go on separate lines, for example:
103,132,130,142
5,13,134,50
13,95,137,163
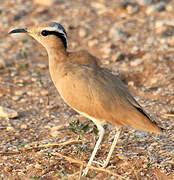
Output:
102,127,121,168
82,125,105,176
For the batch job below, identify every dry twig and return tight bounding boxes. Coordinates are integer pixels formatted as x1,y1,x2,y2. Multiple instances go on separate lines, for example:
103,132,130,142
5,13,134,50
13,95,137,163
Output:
0,139,81,155
165,113,174,117
52,152,124,178
0,139,124,178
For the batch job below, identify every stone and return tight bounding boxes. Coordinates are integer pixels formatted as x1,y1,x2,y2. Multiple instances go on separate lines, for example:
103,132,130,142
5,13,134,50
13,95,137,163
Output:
102,59,110,64
50,126,62,137
139,0,152,6
156,20,174,28
37,63,47,69
131,46,139,54
4,166,12,172
146,2,167,14
88,39,98,47
128,81,134,86
78,28,87,38
20,124,28,130
111,52,125,62
91,2,105,9
7,126,15,132
12,96,20,101
0,106,18,119
166,4,174,12
126,4,139,15
15,90,25,96
40,89,49,96
35,163,42,169
109,27,130,41
130,59,142,66
101,47,111,55
34,0,54,7
149,77,158,86
0,59,5,69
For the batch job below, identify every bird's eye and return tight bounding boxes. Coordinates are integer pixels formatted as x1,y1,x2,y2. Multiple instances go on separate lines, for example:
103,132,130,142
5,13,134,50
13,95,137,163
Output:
41,30,48,36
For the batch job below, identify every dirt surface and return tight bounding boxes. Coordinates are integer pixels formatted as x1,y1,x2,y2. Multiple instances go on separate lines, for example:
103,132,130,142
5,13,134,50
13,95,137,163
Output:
0,0,174,179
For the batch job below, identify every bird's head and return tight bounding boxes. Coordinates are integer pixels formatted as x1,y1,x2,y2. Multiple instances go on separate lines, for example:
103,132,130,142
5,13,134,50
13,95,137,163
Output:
9,22,68,51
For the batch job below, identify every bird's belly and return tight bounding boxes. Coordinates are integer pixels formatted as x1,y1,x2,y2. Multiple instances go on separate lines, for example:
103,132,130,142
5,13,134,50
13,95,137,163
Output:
73,108,106,127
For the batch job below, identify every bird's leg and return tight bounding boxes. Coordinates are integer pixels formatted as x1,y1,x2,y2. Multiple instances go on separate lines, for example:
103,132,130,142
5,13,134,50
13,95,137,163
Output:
102,127,122,168
82,125,105,176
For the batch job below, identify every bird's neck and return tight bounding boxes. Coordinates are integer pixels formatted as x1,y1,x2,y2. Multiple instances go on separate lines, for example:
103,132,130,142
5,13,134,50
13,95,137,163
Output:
46,46,68,86
47,46,67,63
43,36,67,63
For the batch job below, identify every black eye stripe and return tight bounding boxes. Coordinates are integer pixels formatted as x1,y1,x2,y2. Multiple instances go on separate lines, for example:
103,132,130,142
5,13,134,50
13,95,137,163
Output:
41,30,67,49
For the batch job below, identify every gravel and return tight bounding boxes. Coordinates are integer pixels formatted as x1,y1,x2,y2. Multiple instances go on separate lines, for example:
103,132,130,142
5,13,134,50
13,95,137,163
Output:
0,0,173,179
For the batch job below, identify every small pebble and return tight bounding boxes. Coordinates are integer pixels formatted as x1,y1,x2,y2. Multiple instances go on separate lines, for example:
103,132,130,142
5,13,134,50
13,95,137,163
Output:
17,172,25,176
11,71,18,77
37,63,47,69
149,78,158,86
140,171,145,176
7,126,15,132
78,28,87,38
128,81,134,86
2,156,8,160
34,0,54,7
131,46,139,54
26,164,34,170
0,59,6,69
20,98,27,103
0,106,18,119
71,42,77,48
12,96,20,101
139,0,152,6
91,2,105,9
130,59,142,66
50,126,62,137
102,59,110,64
166,4,174,12
126,4,139,15
40,89,49,96
4,166,12,172
109,27,130,41
146,2,167,14
39,98,44,103
20,124,28,130
101,47,111,55
88,39,98,47
35,163,42,169
168,161,174,165
15,90,24,96
151,142,158,146
111,52,125,62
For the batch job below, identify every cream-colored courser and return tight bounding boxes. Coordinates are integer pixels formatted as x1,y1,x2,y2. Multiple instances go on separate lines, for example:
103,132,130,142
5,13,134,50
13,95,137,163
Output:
9,22,162,176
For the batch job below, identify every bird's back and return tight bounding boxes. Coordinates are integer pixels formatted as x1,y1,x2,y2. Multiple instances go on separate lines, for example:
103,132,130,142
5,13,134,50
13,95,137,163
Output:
68,50,99,66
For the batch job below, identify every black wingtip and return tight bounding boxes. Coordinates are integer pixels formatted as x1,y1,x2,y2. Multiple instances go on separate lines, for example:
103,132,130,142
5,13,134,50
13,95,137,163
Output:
136,107,165,134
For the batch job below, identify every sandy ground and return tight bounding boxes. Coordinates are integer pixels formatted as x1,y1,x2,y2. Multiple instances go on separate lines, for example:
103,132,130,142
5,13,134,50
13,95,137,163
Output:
0,0,173,179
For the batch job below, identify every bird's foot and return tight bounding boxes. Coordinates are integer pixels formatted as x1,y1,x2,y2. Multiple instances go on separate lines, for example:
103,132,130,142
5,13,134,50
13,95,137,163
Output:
102,161,108,168
92,160,103,166
82,167,89,177
82,161,104,176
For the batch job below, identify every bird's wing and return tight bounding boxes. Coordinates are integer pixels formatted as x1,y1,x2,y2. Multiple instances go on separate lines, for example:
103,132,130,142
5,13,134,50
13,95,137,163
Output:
56,63,161,133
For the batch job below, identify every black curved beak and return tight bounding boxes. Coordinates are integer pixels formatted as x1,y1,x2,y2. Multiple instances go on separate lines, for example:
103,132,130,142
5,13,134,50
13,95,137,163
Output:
9,28,27,34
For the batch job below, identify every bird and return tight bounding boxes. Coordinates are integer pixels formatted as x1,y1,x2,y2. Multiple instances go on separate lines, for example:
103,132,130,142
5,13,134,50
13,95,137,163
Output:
9,22,162,176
